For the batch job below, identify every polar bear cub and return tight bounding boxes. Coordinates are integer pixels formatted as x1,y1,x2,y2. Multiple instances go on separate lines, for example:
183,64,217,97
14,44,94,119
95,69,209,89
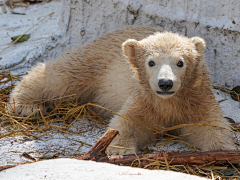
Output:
8,26,235,155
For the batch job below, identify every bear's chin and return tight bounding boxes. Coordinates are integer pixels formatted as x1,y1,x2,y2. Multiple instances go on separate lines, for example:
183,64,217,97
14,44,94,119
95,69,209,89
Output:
156,91,175,99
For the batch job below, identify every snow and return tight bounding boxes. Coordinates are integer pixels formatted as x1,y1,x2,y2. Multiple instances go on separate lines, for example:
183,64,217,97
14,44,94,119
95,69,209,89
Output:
0,158,208,180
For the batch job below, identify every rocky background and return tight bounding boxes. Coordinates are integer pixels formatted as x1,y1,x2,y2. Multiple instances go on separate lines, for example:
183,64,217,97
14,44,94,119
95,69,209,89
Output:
1,0,240,88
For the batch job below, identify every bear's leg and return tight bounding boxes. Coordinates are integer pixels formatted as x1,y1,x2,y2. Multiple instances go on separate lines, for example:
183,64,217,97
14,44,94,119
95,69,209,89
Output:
8,61,94,116
106,116,155,155
8,63,54,116
180,118,236,150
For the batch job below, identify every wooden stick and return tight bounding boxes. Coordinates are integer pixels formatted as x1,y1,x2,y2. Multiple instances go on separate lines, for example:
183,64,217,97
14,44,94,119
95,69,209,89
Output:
90,150,240,166
76,128,240,166
0,165,17,172
80,128,118,160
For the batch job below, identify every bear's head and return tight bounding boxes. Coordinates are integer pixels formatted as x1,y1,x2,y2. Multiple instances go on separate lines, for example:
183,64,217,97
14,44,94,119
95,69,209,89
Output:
122,32,206,99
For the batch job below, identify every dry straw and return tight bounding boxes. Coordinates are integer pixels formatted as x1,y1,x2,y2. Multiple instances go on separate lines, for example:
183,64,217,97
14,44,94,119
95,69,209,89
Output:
0,72,239,179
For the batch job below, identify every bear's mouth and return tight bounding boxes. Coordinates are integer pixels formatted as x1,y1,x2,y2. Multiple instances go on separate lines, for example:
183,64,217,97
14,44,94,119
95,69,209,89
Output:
156,91,175,95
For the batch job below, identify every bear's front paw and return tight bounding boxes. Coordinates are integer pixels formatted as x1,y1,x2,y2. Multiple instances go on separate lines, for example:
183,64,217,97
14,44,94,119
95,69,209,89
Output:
106,145,139,155
7,103,51,117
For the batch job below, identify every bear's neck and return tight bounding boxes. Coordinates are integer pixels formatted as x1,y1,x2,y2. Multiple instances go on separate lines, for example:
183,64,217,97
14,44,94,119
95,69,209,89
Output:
135,84,217,125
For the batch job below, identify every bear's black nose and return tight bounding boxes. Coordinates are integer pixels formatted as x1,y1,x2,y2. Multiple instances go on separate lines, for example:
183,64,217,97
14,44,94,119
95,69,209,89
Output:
158,79,173,91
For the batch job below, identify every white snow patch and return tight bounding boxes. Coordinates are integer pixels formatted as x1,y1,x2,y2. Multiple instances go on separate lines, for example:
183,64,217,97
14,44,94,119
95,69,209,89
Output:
0,158,207,180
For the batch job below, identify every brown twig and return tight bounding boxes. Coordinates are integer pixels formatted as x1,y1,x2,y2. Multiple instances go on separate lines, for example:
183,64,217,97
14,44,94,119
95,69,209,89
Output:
80,128,118,160
74,128,240,166
0,165,17,172
91,150,240,166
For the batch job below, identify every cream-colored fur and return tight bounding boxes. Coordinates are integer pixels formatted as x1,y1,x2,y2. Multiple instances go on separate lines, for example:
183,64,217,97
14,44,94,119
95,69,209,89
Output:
8,26,235,155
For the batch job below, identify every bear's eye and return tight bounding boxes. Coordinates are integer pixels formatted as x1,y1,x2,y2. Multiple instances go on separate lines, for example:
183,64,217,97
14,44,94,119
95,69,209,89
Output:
148,61,155,67
177,60,184,67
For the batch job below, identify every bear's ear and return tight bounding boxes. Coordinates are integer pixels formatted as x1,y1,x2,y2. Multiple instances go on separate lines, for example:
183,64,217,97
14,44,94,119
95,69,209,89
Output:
122,39,139,65
190,37,206,55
